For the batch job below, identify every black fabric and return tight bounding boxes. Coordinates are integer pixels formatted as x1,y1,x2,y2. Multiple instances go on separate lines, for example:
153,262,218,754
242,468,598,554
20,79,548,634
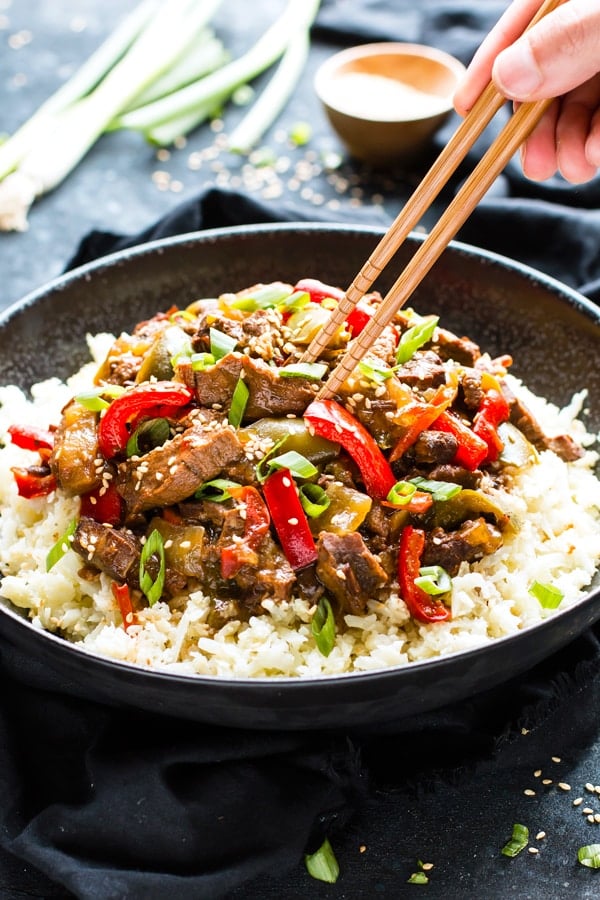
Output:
2,1,600,898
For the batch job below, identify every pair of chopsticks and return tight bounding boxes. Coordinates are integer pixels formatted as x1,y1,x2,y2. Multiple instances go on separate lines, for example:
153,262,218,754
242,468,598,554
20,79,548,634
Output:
301,0,565,399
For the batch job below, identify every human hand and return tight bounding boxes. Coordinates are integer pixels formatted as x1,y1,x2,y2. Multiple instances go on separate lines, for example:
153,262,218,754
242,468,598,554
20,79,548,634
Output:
453,0,600,183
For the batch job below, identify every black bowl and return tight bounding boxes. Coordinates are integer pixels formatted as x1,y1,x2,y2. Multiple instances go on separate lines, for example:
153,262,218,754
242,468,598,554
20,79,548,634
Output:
1,223,599,730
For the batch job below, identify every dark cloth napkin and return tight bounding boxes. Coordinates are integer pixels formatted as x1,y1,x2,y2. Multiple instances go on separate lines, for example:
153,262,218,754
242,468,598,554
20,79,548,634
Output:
1,2,600,898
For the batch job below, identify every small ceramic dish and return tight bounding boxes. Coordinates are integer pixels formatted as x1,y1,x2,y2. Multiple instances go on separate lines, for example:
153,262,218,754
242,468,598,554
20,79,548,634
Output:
314,42,466,166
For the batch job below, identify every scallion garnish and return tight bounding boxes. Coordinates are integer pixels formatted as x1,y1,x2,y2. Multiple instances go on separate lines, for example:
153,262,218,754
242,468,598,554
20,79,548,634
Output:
578,844,600,868
415,565,452,596
528,580,564,609
396,315,439,364
190,352,216,371
387,481,417,506
228,377,249,428
139,529,166,607
209,327,237,361
409,476,462,502
256,436,287,484
194,478,241,502
45,518,77,572
126,417,170,458
304,837,339,883
407,872,429,884
265,450,317,480
75,385,125,411
311,596,336,657
501,823,529,857
277,289,310,312
288,120,312,146
279,362,327,381
230,282,293,310
358,360,395,384
299,483,330,518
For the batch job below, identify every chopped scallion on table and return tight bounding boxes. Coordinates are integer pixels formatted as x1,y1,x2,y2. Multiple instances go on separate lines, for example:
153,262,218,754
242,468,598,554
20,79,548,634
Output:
304,837,339,883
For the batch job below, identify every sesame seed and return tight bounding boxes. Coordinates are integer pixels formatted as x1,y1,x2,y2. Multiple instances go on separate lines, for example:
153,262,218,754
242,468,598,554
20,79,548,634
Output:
282,476,292,488
359,845,366,854
587,815,595,824
180,541,191,549
585,783,595,792
524,789,536,796
164,540,173,549
595,814,600,824
535,832,546,841
551,756,561,763
155,472,163,481
558,783,571,791
528,847,539,855
573,798,583,806
534,770,542,778
287,517,298,526
581,807,594,815
542,779,552,785
421,863,434,871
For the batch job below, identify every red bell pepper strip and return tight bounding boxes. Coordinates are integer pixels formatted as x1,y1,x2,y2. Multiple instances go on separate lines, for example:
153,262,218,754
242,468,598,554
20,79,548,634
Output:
473,388,510,463
220,485,271,578
80,482,123,527
8,424,54,452
11,466,57,498
97,381,192,459
262,468,317,571
431,410,488,471
345,299,376,337
294,278,345,304
398,525,451,623
111,582,136,631
304,399,396,501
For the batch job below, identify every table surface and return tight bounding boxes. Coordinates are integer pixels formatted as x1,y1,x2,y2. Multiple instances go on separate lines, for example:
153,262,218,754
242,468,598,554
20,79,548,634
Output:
1,2,600,898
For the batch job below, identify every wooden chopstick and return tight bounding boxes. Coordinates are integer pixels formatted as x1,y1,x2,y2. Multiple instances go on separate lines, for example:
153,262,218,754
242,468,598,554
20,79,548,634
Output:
316,91,554,398
300,0,565,373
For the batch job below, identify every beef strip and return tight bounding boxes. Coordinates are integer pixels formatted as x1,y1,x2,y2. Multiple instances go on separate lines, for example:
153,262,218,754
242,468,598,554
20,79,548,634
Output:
427,463,483,489
72,517,141,582
460,369,484,410
434,328,481,366
117,418,245,515
396,350,447,391
409,431,458,466
192,307,286,362
316,531,388,614
505,387,584,462
179,353,317,420
422,517,503,575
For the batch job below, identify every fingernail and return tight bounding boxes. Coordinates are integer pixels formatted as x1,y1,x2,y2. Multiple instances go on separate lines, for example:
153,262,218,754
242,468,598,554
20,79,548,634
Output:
494,42,542,99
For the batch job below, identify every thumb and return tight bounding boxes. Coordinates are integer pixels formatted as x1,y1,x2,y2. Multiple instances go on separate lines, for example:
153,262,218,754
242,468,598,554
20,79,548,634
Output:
492,0,600,100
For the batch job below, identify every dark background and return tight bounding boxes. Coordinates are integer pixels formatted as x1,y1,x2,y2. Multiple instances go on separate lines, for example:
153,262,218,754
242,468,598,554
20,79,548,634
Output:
1,1,600,898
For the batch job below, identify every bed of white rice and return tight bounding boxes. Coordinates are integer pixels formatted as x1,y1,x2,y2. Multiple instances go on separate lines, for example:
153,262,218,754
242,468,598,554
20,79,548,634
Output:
1,333,599,679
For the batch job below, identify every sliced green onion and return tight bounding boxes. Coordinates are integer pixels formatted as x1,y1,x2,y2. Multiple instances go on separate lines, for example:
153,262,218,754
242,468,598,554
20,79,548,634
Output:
46,518,77,572
288,120,312,146
396,315,439,364
299,483,330,518
139,529,166,607
407,872,429,884
194,477,241,501
305,837,339,883
255,436,287,483
228,377,249,427
277,289,310,312
279,362,327,381
266,450,318,480
311,597,336,657
358,360,395,384
578,844,600,868
230,282,293,310
415,565,452,596
387,481,417,506
209,327,237,361
75,385,125,411
501,824,529,858
409,476,462,502
528,580,564,609
126,417,170,458
190,351,216,371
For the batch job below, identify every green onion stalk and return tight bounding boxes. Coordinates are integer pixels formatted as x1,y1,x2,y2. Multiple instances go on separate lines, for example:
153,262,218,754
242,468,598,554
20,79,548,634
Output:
0,0,223,230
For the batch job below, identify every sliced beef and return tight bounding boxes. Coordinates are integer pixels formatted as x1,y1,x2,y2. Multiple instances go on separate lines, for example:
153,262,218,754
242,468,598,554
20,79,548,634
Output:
427,463,483,489
369,325,399,367
233,534,296,608
50,400,103,496
434,328,481,366
316,531,388,614
192,307,286,362
461,369,484,410
410,431,458,466
180,353,317,420
422,517,503,575
72,517,141,582
117,419,245,515
396,350,446,391
506,388,584,462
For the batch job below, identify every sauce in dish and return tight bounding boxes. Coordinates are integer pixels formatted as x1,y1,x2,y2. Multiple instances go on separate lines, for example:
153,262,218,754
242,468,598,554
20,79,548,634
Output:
322,72,452,121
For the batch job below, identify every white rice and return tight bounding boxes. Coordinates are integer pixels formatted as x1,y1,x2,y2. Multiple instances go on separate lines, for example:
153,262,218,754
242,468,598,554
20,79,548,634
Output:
1,333,599,679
